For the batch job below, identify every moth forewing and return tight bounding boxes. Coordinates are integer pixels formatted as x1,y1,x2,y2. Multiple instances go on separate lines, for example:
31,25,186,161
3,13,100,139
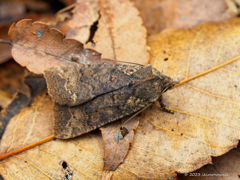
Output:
44,64,178,139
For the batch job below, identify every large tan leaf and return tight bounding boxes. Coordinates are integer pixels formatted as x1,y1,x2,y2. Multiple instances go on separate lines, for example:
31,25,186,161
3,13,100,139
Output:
131,0,234,34
144,17,240,173
84,0,149,65
178,147,240,179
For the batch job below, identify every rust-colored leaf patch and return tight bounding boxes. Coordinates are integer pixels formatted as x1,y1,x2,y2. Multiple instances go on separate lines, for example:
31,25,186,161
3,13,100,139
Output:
101,116,139,170
8,19,102,74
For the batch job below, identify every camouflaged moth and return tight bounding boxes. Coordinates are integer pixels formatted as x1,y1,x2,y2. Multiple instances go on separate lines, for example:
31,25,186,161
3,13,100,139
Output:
44,64,178,139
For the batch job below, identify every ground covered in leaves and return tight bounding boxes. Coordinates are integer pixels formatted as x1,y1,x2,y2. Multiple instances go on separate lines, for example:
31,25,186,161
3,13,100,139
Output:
0,0,240,180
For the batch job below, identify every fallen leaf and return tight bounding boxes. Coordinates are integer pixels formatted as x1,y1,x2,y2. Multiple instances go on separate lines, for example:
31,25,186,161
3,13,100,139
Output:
0,1,25,23
131,0,234,34
101,116,139,170
0,90,54,153
66,0,100,43
143,17,240,175
8,19,103,74
178,147,240,179
0,91,29,137
0,60,28,96
24,73,46,98
0,24,12,64
84,0,149,65
225,0,240,15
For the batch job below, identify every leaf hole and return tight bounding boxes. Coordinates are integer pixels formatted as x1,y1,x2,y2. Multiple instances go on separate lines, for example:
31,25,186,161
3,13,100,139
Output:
61,161,68,169
171,129,174,131
120,127,129,137
86,12,100,44
164,58,168,61
181,133,183,136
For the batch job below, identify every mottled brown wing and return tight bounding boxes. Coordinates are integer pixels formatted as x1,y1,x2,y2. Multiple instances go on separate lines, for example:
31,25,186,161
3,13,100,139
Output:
54,79,161,139
44,64,153,106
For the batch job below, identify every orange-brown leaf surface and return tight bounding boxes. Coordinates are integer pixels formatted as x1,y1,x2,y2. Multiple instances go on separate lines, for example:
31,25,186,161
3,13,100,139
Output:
101,117,139,171
132,0,234,34
8,19,103,74
66,0,100,43
178,147,240,179
84,0,149,65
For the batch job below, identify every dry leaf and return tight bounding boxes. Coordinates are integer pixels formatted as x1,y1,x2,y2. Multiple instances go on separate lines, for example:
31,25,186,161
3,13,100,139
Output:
143,17,240,175
0,90,54,153
66,0,100,43
178,148,240,179
0,60,28,96
8,19,103,74
84,0,149,65
101,117,139,170
0,24,12,64
132,0,234,34
0,91,29,137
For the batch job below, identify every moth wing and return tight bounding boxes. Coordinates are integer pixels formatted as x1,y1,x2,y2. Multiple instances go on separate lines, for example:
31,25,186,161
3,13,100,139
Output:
54,80,159,139
44,64,145,106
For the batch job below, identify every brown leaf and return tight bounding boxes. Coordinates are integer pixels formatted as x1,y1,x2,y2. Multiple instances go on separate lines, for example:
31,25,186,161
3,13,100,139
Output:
0,24,12,64
8,19,102,74
0,91,30,137
66,0,100,43
144,17,240,175
0,60,28,96
84,0,149,65
132,0,234,34
101,116,139,170
0,90,54,154
178,148,240,179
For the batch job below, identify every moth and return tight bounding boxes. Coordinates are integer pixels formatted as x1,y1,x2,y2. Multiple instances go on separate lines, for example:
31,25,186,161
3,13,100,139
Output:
44,64,178,139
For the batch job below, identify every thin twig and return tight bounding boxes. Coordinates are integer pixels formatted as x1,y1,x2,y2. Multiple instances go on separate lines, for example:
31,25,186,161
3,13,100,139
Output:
0,39,12,45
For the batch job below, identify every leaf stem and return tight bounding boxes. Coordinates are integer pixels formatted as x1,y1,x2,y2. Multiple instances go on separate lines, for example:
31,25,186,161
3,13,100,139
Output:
174,55,240,87
0,135,55,160
0,39,12,45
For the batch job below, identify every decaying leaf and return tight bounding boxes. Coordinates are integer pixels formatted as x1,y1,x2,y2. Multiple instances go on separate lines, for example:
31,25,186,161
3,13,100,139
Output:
0,24,12,64
0,91,29,137
8,19,103,74
0,90,54,154
132,0,234,33
101,116,139,170
0,60,29,96
143,17,240,175
84,0,149,65
178,147,240,179
66,0,100,43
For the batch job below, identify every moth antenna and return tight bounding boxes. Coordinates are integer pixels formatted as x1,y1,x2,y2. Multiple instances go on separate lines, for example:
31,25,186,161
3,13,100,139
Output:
101,58,144,66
